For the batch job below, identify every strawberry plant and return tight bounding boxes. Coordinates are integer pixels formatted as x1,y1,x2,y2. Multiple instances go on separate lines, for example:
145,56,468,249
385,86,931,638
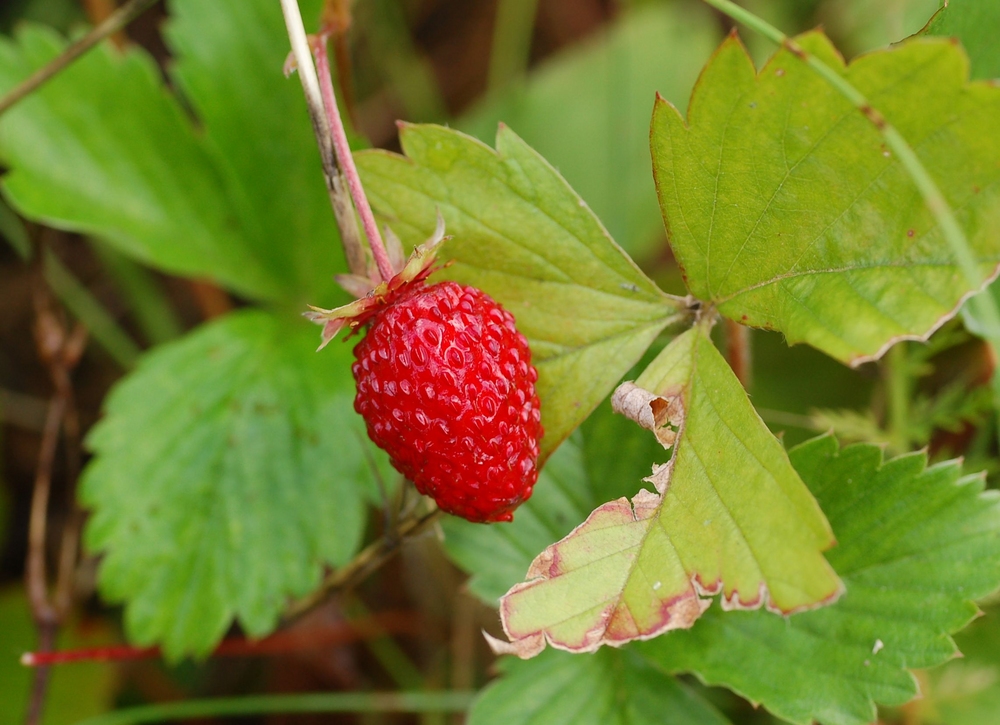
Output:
1,0,1000,724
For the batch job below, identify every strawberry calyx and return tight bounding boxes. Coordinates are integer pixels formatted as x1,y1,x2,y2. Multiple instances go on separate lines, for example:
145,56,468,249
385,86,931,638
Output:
304,215,449,350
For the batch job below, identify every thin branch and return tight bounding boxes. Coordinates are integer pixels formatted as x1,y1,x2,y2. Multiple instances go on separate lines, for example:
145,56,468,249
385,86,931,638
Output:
283,507,443,623
0,0,160,117
24,266,89,725
313,38,394,281
279,0,368,278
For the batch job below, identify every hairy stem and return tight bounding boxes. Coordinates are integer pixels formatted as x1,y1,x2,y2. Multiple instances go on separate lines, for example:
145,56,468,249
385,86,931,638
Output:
0,0,159,117
279,0,368,278
313,39,394,281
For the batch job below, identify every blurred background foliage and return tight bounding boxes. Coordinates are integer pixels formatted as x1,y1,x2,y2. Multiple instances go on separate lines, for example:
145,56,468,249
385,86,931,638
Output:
1,0,997,722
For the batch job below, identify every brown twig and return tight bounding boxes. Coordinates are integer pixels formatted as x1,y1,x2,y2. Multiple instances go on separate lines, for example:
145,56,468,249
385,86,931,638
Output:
25,273,88,725
283,507,443,623
0,0,160,117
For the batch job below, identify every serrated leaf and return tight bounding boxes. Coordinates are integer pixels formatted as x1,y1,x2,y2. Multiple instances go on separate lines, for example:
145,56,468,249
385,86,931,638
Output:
355,124,682,461
468,647,732,725
80,311,390,659
651,31,1000,365
917,608,1000,725
0,25,282,299
924,0,1000,80
494,325,841,657
164,0,344,302
639,435,1000,725
458,2,719,258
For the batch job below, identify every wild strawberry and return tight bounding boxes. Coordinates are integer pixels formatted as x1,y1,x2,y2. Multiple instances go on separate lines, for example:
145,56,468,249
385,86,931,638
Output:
306,221,543,523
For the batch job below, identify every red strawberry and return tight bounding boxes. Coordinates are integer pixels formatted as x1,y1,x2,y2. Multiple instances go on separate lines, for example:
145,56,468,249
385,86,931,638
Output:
352,281,541,522
306,222,543,523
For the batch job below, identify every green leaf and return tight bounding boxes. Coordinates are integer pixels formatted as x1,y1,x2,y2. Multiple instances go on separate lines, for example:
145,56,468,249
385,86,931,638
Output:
164,0,344,302
640,435,1000,725
458,2,720,259
651,31,1000,365
924,0,1000,81
355,124,682,461
0,588,117,725
493,325,840,657
80,311,390,659
916,608,1000,725
0,24,283,300
468,647,732,725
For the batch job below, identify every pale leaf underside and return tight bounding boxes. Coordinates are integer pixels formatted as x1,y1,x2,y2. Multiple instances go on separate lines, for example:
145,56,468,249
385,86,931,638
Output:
494,326,842,657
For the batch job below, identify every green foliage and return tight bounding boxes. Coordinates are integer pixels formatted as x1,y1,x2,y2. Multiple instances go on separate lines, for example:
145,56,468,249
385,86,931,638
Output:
917,609,1000,724
924,0,1000,80
1,0,999,720
164,0,345,302
355,124,683,461
469,648,731,725
0,24,276,299
0,0,346,303
651,31,1000,365
493,325,840,656
80,311,391,659
641,435,1000,725
0,589,116,725
459,2,720,259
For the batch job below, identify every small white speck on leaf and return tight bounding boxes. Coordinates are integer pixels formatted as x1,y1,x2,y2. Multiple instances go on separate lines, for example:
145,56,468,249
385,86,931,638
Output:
873,639,884,654
653,581,662,591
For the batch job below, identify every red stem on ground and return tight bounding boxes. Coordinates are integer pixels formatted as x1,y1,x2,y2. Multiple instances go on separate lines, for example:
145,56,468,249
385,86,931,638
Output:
22,612,422,667
313,38,395,282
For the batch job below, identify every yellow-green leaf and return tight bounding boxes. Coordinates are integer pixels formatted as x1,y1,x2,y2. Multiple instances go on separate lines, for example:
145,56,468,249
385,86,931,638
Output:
494,325,841,657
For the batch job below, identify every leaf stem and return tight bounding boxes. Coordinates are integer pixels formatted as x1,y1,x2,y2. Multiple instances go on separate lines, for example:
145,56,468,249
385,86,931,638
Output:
0,0,159,117
279,0,367,278
312,38,394,282
73,691,476,725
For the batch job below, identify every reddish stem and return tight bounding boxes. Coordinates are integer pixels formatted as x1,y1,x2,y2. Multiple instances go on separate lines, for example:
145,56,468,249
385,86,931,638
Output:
313,39,395,282
22,612,421,667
